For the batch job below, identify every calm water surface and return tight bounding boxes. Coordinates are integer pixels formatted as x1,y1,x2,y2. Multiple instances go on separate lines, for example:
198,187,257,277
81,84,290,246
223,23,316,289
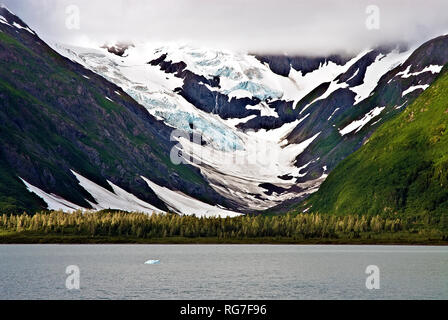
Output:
0,245,447,300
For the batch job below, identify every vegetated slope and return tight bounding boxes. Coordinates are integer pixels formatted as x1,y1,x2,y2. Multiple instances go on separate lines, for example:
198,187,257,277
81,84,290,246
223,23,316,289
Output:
0,6,230,214
286,37,448,189
304,65,448,218
267,36,448,213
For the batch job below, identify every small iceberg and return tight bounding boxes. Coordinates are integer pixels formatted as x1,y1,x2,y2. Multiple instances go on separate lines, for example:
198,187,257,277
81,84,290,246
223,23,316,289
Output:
144,260,160,265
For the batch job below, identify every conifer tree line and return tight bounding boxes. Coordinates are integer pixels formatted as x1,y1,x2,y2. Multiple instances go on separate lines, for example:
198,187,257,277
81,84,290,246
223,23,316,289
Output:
0,210,415,239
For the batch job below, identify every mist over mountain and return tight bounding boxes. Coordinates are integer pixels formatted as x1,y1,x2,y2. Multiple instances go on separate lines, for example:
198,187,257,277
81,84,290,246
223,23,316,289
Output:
3,0,448,55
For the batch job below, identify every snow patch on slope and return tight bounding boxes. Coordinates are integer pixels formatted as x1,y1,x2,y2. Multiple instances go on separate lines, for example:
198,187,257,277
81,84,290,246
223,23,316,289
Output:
351,49,412,105
298,50,371,114
285,59,354,106
12,21,34,34
247,102,279,118
402,84,430,97
339,106,385,136
396,64,443,78
71,171,164,214
300,81,349,115
0,15,10,26
21,171,241,217
20,178,84,212
141,176,240,217
328,108,340,121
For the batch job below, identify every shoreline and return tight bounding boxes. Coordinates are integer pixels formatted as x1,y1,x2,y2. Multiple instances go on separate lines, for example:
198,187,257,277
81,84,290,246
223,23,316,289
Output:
2,212,447,246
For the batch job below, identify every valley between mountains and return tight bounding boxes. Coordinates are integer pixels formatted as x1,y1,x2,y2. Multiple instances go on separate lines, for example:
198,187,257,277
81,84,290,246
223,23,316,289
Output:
1,5,448,220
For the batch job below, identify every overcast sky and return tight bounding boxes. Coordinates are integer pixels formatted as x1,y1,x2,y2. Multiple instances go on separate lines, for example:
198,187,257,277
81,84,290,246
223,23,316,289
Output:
3,0,448,55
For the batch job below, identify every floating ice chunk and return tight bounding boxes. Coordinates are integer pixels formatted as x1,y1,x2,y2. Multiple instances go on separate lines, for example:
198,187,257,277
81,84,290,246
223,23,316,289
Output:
144,260,161,265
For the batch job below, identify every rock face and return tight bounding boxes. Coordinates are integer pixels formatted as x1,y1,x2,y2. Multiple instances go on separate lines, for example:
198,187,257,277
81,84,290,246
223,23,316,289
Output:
101,42,135,57
0,7,231,214
148,54,262,120
255,54,354,77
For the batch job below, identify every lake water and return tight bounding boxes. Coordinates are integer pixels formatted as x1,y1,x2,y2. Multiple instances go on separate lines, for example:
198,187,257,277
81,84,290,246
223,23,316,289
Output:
0,245,447,300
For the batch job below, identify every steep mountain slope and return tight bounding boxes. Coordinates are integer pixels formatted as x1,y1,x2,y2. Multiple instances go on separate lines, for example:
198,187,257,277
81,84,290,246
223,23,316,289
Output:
0,6,237,216
262,37,448,212
285,38,448,185
55,36,448,212
303,65,448,217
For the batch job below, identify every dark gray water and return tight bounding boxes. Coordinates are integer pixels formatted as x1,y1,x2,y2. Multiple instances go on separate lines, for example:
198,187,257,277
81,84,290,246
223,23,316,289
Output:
0,245,447,300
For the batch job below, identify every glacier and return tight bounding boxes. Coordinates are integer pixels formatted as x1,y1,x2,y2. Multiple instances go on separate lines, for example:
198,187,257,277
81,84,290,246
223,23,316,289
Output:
50,41,414,212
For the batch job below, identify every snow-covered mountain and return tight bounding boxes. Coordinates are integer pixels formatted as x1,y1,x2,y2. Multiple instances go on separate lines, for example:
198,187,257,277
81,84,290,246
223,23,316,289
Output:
53,37,448,212
2,5,448,216
52,43,328,210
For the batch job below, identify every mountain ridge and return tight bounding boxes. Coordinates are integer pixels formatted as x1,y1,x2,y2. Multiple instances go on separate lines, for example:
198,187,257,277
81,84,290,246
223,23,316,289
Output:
302,64,448,217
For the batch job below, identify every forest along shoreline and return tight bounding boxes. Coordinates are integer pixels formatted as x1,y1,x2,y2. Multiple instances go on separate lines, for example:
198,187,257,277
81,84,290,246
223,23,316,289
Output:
0,210,447,245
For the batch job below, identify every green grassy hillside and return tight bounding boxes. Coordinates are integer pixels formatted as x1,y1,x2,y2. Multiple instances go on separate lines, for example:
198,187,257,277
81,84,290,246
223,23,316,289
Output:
304,66,448,220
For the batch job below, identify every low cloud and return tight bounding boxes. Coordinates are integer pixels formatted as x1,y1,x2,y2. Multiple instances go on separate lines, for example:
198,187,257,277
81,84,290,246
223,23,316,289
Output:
3,0,448,55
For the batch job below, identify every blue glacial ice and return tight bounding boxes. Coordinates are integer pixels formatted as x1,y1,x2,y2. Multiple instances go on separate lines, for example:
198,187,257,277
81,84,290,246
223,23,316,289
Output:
214,66,243,81
127,90,244,152
225,81,283,101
